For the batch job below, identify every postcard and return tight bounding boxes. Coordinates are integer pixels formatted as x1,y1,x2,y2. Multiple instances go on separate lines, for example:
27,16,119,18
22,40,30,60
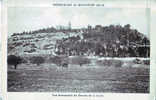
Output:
1,0,156,100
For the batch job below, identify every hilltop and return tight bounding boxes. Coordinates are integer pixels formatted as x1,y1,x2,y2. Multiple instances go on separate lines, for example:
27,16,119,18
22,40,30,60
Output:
8,24,150,57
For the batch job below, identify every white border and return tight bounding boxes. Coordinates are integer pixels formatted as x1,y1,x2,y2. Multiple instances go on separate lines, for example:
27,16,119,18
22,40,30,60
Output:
1,0,156,100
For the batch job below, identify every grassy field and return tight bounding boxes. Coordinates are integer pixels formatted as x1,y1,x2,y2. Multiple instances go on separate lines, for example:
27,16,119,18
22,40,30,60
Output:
8,60,149,93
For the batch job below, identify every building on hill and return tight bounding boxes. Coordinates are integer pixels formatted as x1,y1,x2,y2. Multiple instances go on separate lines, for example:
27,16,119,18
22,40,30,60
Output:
88,25,92,30
68,21,71,30
56,22,72,32
95,25,103,32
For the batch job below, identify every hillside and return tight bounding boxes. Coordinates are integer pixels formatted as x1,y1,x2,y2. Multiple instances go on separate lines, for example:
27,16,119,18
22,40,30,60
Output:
8,24,150,57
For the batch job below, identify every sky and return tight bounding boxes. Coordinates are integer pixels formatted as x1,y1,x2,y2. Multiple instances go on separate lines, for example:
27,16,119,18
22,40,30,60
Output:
8,7,150,37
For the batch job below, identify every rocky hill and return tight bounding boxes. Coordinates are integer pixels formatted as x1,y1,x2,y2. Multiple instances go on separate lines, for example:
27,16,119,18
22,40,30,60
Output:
8,24,150,57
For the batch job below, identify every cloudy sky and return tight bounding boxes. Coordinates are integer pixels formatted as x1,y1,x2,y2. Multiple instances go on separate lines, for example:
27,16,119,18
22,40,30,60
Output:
8,7,150,37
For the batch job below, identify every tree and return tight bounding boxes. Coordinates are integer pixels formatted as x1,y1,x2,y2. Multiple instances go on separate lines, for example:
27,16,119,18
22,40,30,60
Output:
7,55,22,69
124,24,131,30
30,56,45,66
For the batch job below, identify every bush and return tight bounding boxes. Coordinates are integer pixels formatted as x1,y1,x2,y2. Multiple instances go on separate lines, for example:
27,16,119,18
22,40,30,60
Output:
96,60,111,66
7,55,22,69
133,58,143,64
71,56,90,66
96,59,123,67
112,60,123,67
49,56,62,66
20,57,28,64
29,56,45,65
143,60,150,65
49,55,68,67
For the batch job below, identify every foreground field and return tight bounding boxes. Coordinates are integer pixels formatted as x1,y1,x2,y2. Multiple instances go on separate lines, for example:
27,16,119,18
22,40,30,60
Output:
8,61,149,93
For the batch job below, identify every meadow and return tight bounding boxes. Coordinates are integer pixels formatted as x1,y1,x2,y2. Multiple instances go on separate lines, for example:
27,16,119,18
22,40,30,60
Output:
8,57,149,93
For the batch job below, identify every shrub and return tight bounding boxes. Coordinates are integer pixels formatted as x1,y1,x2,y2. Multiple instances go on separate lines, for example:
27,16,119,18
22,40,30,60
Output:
96,59,123,67
20,57,28,64
7,55,22,69
29,56,45,66
49,56,62,66
49,55,68,67
143,60,150,65
133,58,143,64
96,60,111,66
71,56,90,66
112,60,123,67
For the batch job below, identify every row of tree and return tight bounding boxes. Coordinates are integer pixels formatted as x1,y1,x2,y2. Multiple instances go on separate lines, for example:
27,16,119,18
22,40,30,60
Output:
8,55,91,69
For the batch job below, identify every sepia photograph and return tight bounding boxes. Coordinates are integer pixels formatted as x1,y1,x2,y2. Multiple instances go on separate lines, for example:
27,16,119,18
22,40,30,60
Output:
7,7,150,93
